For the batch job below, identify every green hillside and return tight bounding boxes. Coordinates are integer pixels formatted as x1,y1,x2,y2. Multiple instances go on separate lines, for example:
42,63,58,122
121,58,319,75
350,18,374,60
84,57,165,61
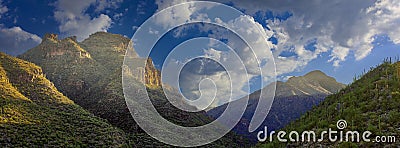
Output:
259,60,400,147
0,52,126,147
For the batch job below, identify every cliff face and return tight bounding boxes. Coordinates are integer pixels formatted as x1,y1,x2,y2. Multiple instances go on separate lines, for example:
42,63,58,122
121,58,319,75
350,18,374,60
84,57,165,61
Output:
145,58,162,86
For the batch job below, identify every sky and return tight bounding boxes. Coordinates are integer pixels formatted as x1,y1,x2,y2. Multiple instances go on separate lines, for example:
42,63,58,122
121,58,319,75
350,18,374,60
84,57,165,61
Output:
1,0,400,107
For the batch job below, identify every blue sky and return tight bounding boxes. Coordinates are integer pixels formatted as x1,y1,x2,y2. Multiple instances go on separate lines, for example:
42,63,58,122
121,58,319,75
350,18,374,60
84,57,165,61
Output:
1,0,400,106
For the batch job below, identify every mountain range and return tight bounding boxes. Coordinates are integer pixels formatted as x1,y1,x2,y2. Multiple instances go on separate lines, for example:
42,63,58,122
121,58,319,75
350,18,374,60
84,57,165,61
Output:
4,31,397,147
207,70,346,143
11,32,249,147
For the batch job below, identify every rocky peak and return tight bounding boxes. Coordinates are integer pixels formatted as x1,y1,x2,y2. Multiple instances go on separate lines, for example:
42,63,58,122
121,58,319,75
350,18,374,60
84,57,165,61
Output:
43,33,59,43
277,70,345,97
42,34,77,43
288,70,335,83
36,34,91,58
303,70,329,79
44,33,58,40
82,32,134,55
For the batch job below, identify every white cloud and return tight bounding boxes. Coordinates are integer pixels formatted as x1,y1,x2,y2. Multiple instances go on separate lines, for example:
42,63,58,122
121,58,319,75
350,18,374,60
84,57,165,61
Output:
155,0,400,71
328,46,350,67
154,0,213,30
0,26,41,56
95,0,123,12
132,25,139,31
222,0,400,68
367,0,400,44
153,1,275,107
154,0,396,71
205,15,276,106
153,1,195,30
0,0,8,18
0,2,39,56
53,0,122,41
204,48,222,61
113,13,123,20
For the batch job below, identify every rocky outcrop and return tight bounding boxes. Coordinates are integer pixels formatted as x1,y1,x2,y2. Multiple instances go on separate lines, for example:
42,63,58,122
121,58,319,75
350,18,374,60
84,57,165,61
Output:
17,68,43,83
134,58,162,87
43,33,58,42
31,33,91,59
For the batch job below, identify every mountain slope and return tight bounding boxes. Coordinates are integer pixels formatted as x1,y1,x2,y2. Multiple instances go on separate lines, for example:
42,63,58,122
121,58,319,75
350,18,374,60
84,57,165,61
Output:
208,70,345,143
19,32,250,147
0,52,126,147
260,60,400,147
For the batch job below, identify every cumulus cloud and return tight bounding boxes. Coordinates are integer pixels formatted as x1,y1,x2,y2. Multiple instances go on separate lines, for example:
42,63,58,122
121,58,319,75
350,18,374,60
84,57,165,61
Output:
153,1,275,107
95,0,123,12
0,1,40,56
261,0,376,68
223,0,400,68
154,0,214,35
367,0,400,44
158,0,400,69
176,57,231,108
53,0,122,41
0,26,41,56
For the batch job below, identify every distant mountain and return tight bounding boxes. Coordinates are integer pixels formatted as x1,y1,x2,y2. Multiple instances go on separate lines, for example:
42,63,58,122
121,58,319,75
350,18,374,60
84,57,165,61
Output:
0,52,126,147
260,61,400,147
207,70,345,143
276,70,345,97
19,32,249,147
